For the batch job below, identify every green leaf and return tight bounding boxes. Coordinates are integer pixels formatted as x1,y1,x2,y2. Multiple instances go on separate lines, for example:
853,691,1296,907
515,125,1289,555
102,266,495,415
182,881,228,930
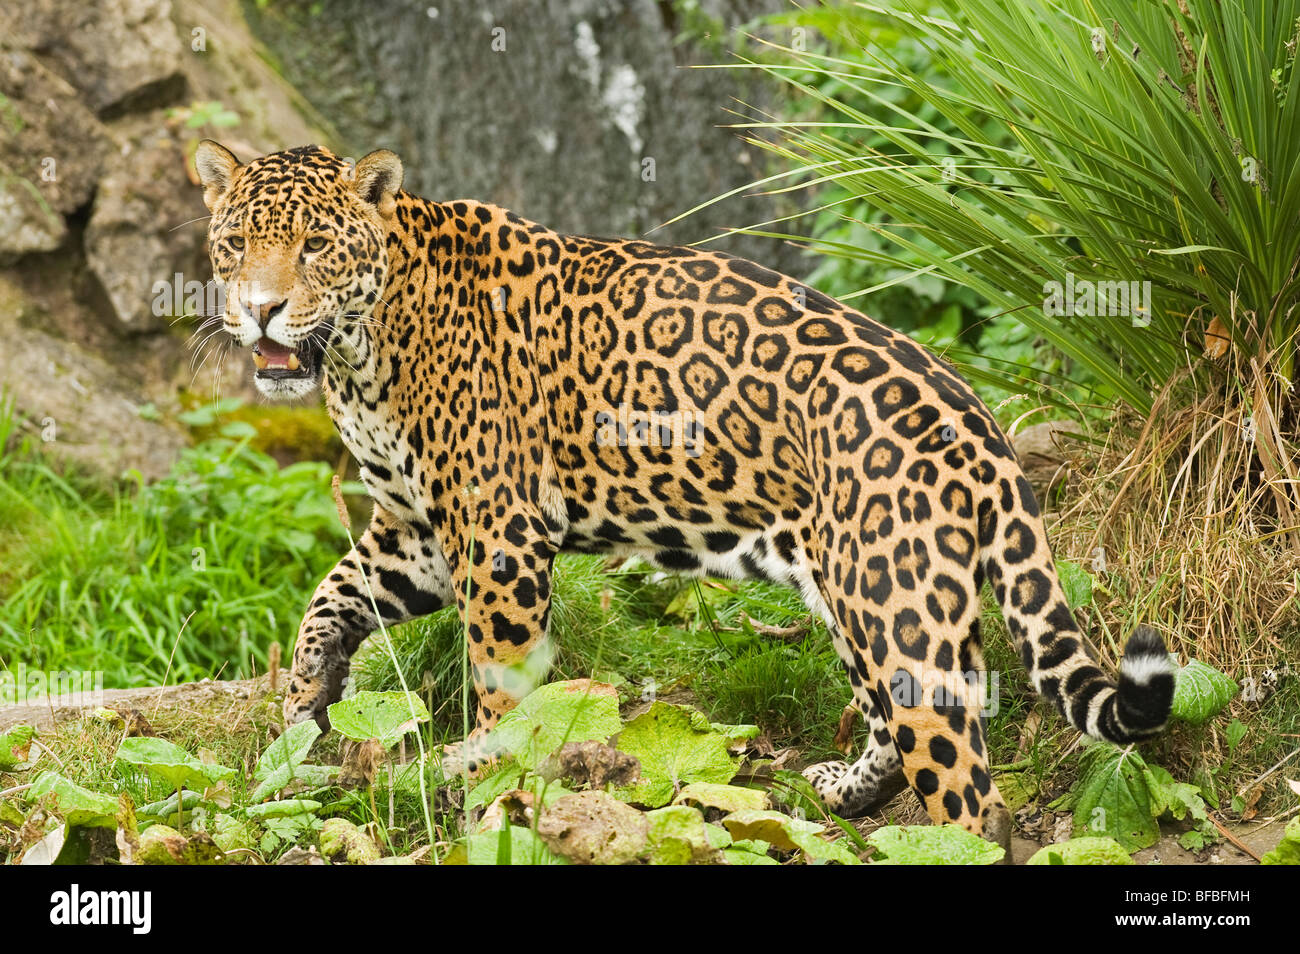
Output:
0,725,35,770
326,690,430,748
614,703,741,808
138,790,203,820
251,720,322,802
723,847,780,865
243,799,322,819
1225,718,1247,753
486,680,623,768
219,421,258,439
644,805,719,864
464,764,524,813
457,825,568,865
1055,562,1094,609
1261,816,1300,866
1027,836,1133,865
722,809,861,864
115,737,235,794
1071,744,1159,852
1147,765,1219,850
867,824,1004,865
27,772,119,828
673,782,769,813
1171,659,1237,725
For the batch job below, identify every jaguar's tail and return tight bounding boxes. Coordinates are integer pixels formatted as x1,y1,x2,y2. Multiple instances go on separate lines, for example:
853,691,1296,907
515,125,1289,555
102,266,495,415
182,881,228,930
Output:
982,500,1175,744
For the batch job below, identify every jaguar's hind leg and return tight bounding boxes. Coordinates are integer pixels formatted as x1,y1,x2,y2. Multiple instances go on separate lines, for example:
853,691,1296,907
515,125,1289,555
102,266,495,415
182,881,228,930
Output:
883,679,1011,859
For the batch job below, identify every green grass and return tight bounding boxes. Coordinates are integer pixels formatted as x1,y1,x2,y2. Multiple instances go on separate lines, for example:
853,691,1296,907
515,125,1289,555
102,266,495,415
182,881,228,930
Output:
0,398,349,687
352,555,853,759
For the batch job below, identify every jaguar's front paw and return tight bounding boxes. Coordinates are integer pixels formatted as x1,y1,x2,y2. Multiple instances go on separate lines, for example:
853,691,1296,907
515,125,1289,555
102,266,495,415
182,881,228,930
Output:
283,662,349,731
439,728,501,778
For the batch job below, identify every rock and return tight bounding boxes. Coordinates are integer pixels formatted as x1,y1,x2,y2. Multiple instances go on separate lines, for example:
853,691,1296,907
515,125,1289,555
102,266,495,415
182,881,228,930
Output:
0,289,188,480
0,45,110,261
2,0,185,117
535,790,648,865
275,845,327,865
137,824,224,864
318,818,380,865
245,0,805,274
84,112,210,333
1011,420,1077,505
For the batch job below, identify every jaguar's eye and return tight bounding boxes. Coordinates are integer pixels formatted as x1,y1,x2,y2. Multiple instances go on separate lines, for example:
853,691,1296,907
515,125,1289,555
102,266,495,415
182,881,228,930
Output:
304,236,328,253
228,236,245,251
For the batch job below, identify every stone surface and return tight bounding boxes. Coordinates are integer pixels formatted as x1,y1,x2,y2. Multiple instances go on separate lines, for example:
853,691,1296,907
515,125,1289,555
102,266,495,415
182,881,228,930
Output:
246,0,810,275
0,0,338,478
85,114,213,333
1,0,185,117
0,45,110,261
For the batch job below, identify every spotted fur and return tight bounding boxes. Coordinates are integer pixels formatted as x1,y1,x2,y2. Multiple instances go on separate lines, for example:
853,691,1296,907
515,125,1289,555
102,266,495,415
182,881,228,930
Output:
195,141,1175,847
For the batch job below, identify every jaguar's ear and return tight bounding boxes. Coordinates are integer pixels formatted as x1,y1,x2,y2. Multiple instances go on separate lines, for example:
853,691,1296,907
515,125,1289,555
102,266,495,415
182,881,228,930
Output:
194,140,241,211
351,149,403,218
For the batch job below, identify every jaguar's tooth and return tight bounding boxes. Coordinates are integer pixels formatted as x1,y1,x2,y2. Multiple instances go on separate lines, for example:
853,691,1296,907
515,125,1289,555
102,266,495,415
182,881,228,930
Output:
252,352,268,369
287,353,300,371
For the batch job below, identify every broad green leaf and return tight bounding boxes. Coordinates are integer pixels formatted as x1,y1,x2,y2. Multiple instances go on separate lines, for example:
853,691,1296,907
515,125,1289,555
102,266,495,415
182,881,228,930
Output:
709,721,761,744
1261,816,1300,866
644,805,717,864
243,799,321,819
116,737,235,793
465,765,524,812
210,814,256,854
1225,718,1247,752
723,847,780,865
614,703,741,808
722,809,860,864
457,825,568,865
1071,744,1159,852
673,782,769,813
1170,660,1237,725
1055,562,1094,609
1027,836,1133,865
0,725,35,770
704,822,732,850
769,768,824,818
486,680,622,768
326,691,430,748
28,772,119,828
1144,765,1214,849
867,824,1004,865
251,720,322,802
139,790,203,819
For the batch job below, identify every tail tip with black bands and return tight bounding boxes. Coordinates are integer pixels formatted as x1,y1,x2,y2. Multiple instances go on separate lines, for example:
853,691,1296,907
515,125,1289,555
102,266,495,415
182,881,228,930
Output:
1115,625,1176,738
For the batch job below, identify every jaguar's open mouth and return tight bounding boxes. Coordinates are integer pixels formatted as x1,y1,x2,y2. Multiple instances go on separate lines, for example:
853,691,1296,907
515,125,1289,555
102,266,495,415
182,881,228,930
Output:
251,334,324,381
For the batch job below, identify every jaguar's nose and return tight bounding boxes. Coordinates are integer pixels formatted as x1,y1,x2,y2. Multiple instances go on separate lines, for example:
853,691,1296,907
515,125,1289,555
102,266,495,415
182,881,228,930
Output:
244,298,287,329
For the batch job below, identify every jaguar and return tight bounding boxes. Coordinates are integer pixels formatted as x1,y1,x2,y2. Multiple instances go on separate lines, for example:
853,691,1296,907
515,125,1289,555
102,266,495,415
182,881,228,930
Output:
194,140,1175,850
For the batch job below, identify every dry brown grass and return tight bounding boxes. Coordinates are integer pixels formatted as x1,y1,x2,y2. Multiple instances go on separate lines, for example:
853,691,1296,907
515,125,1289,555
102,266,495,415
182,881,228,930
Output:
1046,364,1300,679
1035,360,1300,811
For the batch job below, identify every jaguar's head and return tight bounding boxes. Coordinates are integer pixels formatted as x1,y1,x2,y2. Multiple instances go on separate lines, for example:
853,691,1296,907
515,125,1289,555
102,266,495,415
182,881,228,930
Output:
194,141,403,400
